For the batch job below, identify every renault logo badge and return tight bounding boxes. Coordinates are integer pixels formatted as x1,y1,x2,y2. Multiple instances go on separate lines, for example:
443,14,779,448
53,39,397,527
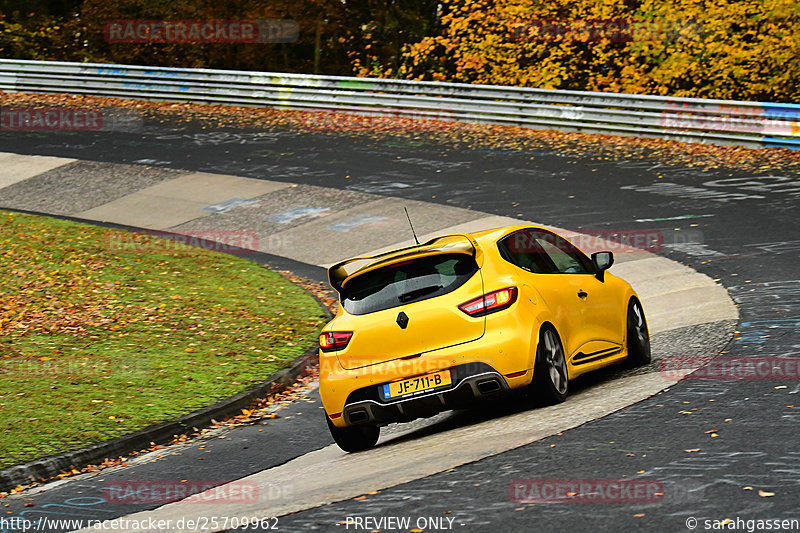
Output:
396,311,409,329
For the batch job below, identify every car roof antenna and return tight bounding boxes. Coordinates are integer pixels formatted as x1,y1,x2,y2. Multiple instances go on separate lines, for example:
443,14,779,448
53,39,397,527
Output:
404,207,420,245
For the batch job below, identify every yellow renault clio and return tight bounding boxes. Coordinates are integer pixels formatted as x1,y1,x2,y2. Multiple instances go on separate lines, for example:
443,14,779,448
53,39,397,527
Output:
319,225,650,452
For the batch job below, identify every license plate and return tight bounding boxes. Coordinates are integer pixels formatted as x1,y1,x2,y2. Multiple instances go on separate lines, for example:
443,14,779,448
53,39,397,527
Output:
383,370,452,399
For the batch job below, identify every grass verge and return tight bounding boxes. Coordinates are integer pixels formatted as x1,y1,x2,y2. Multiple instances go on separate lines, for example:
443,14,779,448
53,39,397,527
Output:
0,210,326,469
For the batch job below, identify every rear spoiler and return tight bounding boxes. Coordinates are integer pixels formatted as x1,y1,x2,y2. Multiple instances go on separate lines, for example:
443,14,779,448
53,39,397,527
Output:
328,234,478,294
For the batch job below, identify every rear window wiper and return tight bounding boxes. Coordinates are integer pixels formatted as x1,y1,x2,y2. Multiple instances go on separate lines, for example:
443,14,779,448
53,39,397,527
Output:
398,284,443,302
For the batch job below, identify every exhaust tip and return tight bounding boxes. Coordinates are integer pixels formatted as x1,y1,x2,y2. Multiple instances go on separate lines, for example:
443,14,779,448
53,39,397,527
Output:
347,408,369,424
476,379,501,394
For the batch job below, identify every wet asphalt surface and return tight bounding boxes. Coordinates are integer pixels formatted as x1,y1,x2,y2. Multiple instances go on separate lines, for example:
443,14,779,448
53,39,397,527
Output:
1,117,799,533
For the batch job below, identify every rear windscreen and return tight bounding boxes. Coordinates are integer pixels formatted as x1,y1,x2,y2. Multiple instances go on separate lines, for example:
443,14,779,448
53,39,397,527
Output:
341,253,479,315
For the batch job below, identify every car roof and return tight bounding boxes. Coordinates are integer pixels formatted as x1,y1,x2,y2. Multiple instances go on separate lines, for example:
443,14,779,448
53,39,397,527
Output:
466,224,548,243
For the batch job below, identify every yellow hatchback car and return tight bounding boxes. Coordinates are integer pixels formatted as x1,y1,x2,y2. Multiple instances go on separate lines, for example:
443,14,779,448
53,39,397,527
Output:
319,225,650,452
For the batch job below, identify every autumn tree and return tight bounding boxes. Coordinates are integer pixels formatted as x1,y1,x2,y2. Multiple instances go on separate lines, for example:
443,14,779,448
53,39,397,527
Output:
397,0,800,102
0,0,85,60
343,0,441,77
78,0,348,73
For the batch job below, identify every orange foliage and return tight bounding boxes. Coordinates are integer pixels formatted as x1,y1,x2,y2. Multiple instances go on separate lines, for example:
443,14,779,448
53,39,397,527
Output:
396,0,800,102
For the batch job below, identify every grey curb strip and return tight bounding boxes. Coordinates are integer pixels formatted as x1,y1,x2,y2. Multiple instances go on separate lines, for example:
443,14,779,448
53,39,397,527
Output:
0,214,333,492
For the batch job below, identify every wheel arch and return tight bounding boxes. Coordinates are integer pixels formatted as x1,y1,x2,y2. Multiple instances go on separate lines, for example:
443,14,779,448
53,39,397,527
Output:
529,319,565,374
624,291,646,345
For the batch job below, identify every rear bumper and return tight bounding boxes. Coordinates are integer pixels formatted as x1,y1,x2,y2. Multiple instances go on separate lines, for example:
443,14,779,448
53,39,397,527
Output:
320,313,538,427
340,363,509,426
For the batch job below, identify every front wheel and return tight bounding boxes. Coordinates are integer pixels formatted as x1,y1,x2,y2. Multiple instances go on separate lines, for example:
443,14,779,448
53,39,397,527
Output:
531,326,569,404
626,297,651,366
326,415,380,453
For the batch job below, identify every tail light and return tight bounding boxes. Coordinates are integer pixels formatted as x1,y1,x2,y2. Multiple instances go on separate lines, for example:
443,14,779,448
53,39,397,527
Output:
459,287,518,317
319,331,353,352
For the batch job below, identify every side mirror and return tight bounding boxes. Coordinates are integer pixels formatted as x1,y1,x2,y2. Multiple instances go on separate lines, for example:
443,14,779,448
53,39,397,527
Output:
591,251,614,282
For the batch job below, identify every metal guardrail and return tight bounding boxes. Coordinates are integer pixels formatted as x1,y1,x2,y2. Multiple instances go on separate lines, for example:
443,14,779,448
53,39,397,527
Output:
1,59,799,149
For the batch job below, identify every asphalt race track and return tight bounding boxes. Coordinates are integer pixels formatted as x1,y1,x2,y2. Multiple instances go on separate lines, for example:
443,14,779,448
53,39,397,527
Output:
1,117,799,533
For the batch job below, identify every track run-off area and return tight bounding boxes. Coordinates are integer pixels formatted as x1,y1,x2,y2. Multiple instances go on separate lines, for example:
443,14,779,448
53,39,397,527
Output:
0,115,798,532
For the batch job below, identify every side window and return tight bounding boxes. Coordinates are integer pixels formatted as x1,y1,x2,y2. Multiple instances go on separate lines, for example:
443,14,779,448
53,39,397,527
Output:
498,229,558,274
535,232,594,274
498,229,593,275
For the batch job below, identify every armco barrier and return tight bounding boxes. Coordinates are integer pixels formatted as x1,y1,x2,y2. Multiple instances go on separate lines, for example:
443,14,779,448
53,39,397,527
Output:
1,59,799,149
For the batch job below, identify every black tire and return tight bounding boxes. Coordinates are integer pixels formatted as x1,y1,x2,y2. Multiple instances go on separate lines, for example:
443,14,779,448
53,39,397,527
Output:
531,325,569,404
626,297,651,366
326,415,380,453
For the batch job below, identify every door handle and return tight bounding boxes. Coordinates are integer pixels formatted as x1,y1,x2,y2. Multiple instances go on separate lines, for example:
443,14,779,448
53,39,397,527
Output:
577,290,588,298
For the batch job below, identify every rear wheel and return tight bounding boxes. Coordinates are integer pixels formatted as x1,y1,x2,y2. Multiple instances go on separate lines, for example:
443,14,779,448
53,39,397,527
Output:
531,326,569,404
626,298,651,366
326,415,380,452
